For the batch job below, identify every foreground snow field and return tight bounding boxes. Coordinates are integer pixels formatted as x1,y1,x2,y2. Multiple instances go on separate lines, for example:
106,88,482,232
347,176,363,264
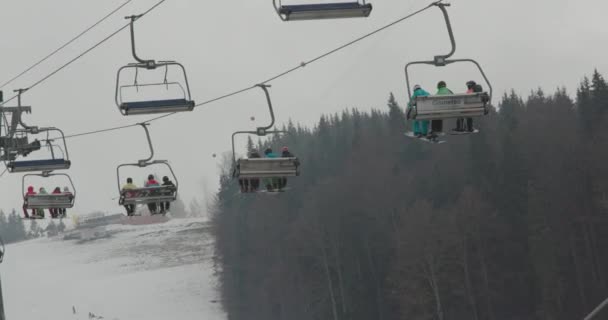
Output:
0,218,225,320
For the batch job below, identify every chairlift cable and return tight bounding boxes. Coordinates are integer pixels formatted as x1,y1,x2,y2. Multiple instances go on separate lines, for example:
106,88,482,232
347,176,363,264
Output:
0,0,133,90
57,0,440,140
0,0,168,108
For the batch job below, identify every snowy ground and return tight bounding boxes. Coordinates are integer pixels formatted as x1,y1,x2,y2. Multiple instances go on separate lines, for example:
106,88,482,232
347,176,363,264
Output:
0,218,225,320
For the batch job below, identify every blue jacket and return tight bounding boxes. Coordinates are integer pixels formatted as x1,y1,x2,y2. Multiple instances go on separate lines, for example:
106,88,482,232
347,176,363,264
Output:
265,152,279,158
408,88,430,109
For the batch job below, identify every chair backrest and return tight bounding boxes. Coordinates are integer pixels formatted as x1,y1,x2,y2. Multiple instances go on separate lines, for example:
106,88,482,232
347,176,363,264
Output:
237,157,299,178
119,186,177,205
25,194,74,209
413,92,489,120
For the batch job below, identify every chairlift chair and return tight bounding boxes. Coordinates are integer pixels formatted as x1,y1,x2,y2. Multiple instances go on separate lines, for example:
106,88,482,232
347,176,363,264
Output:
231,85,300,182
404,3,492,122
5,128,71,173
115,15,195,116
22,172,76,210
116,123,178,206
273,0,372,21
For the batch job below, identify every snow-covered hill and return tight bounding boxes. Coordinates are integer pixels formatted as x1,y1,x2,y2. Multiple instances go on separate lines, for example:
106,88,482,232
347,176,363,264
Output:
0,218,225,320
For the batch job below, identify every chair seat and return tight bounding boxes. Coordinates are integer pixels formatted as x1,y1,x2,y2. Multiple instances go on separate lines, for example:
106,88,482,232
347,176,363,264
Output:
9,159,71,172
279,2,372,20
121,99,195,115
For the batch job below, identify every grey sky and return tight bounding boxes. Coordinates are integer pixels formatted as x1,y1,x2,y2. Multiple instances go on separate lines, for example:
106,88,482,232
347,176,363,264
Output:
0,0,606,214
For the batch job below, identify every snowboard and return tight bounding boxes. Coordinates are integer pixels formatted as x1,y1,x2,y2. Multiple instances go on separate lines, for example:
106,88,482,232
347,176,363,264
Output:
404,132,446,144
448,128,480,135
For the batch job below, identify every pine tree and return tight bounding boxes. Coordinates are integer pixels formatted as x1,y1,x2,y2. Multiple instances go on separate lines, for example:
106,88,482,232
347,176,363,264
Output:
57,219,66,233
169,196,188,218
28,219,40,239
46,220,58,237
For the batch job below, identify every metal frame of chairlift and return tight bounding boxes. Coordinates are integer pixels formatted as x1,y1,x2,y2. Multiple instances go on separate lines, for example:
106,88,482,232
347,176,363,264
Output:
6,128,71,173
273,0,372,21
22,171,76,209
116,123,178,206
404,3,493,121
0,89,35,161
115,15,195,116
3,90,71,173
231,84,300,181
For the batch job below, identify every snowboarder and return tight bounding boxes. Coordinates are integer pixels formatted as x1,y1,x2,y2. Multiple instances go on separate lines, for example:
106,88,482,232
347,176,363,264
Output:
407,84,430,138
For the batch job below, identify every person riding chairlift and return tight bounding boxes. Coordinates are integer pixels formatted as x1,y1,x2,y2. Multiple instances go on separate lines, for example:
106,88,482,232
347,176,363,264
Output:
279,146,295,190
238,150,260,193
145,174,160,215
160,176,175,214
23,186,36,218
407,84,431,138
50,187,62,218
433,81,454,135
263,148,281,192
36,187,48,218
122,178,138,216
456,80,482,132
60,186,72,218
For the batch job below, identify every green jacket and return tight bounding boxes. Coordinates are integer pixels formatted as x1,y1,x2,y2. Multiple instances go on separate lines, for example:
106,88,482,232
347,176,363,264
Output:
436,87,454,95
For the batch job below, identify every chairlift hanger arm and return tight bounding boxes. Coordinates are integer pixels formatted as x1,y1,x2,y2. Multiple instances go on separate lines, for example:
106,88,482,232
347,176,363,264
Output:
256,84,276,131
432,2,456,63
138,123,155,164
126,15,155,67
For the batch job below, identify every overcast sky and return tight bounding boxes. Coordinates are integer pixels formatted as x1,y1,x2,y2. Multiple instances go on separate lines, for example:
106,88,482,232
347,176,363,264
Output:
0,0,606,214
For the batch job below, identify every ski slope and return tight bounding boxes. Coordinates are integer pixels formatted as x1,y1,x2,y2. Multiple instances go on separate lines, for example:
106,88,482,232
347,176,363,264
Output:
0,218,225,320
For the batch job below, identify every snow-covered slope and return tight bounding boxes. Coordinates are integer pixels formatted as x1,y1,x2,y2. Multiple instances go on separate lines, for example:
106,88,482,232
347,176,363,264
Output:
0,218,225,320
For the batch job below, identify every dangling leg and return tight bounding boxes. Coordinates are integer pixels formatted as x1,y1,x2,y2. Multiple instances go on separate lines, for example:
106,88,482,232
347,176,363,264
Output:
466,118,474,132
413,120,421,136
23,204,30,218
239,179,246,193
456,118,464,131
421,120,429,137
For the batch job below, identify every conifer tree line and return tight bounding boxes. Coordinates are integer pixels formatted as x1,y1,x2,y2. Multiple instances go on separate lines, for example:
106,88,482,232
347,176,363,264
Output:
211,70,608,320
0,210,67,243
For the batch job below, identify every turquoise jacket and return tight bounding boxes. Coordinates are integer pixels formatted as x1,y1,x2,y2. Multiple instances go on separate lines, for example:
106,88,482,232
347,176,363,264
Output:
408,88,430,109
